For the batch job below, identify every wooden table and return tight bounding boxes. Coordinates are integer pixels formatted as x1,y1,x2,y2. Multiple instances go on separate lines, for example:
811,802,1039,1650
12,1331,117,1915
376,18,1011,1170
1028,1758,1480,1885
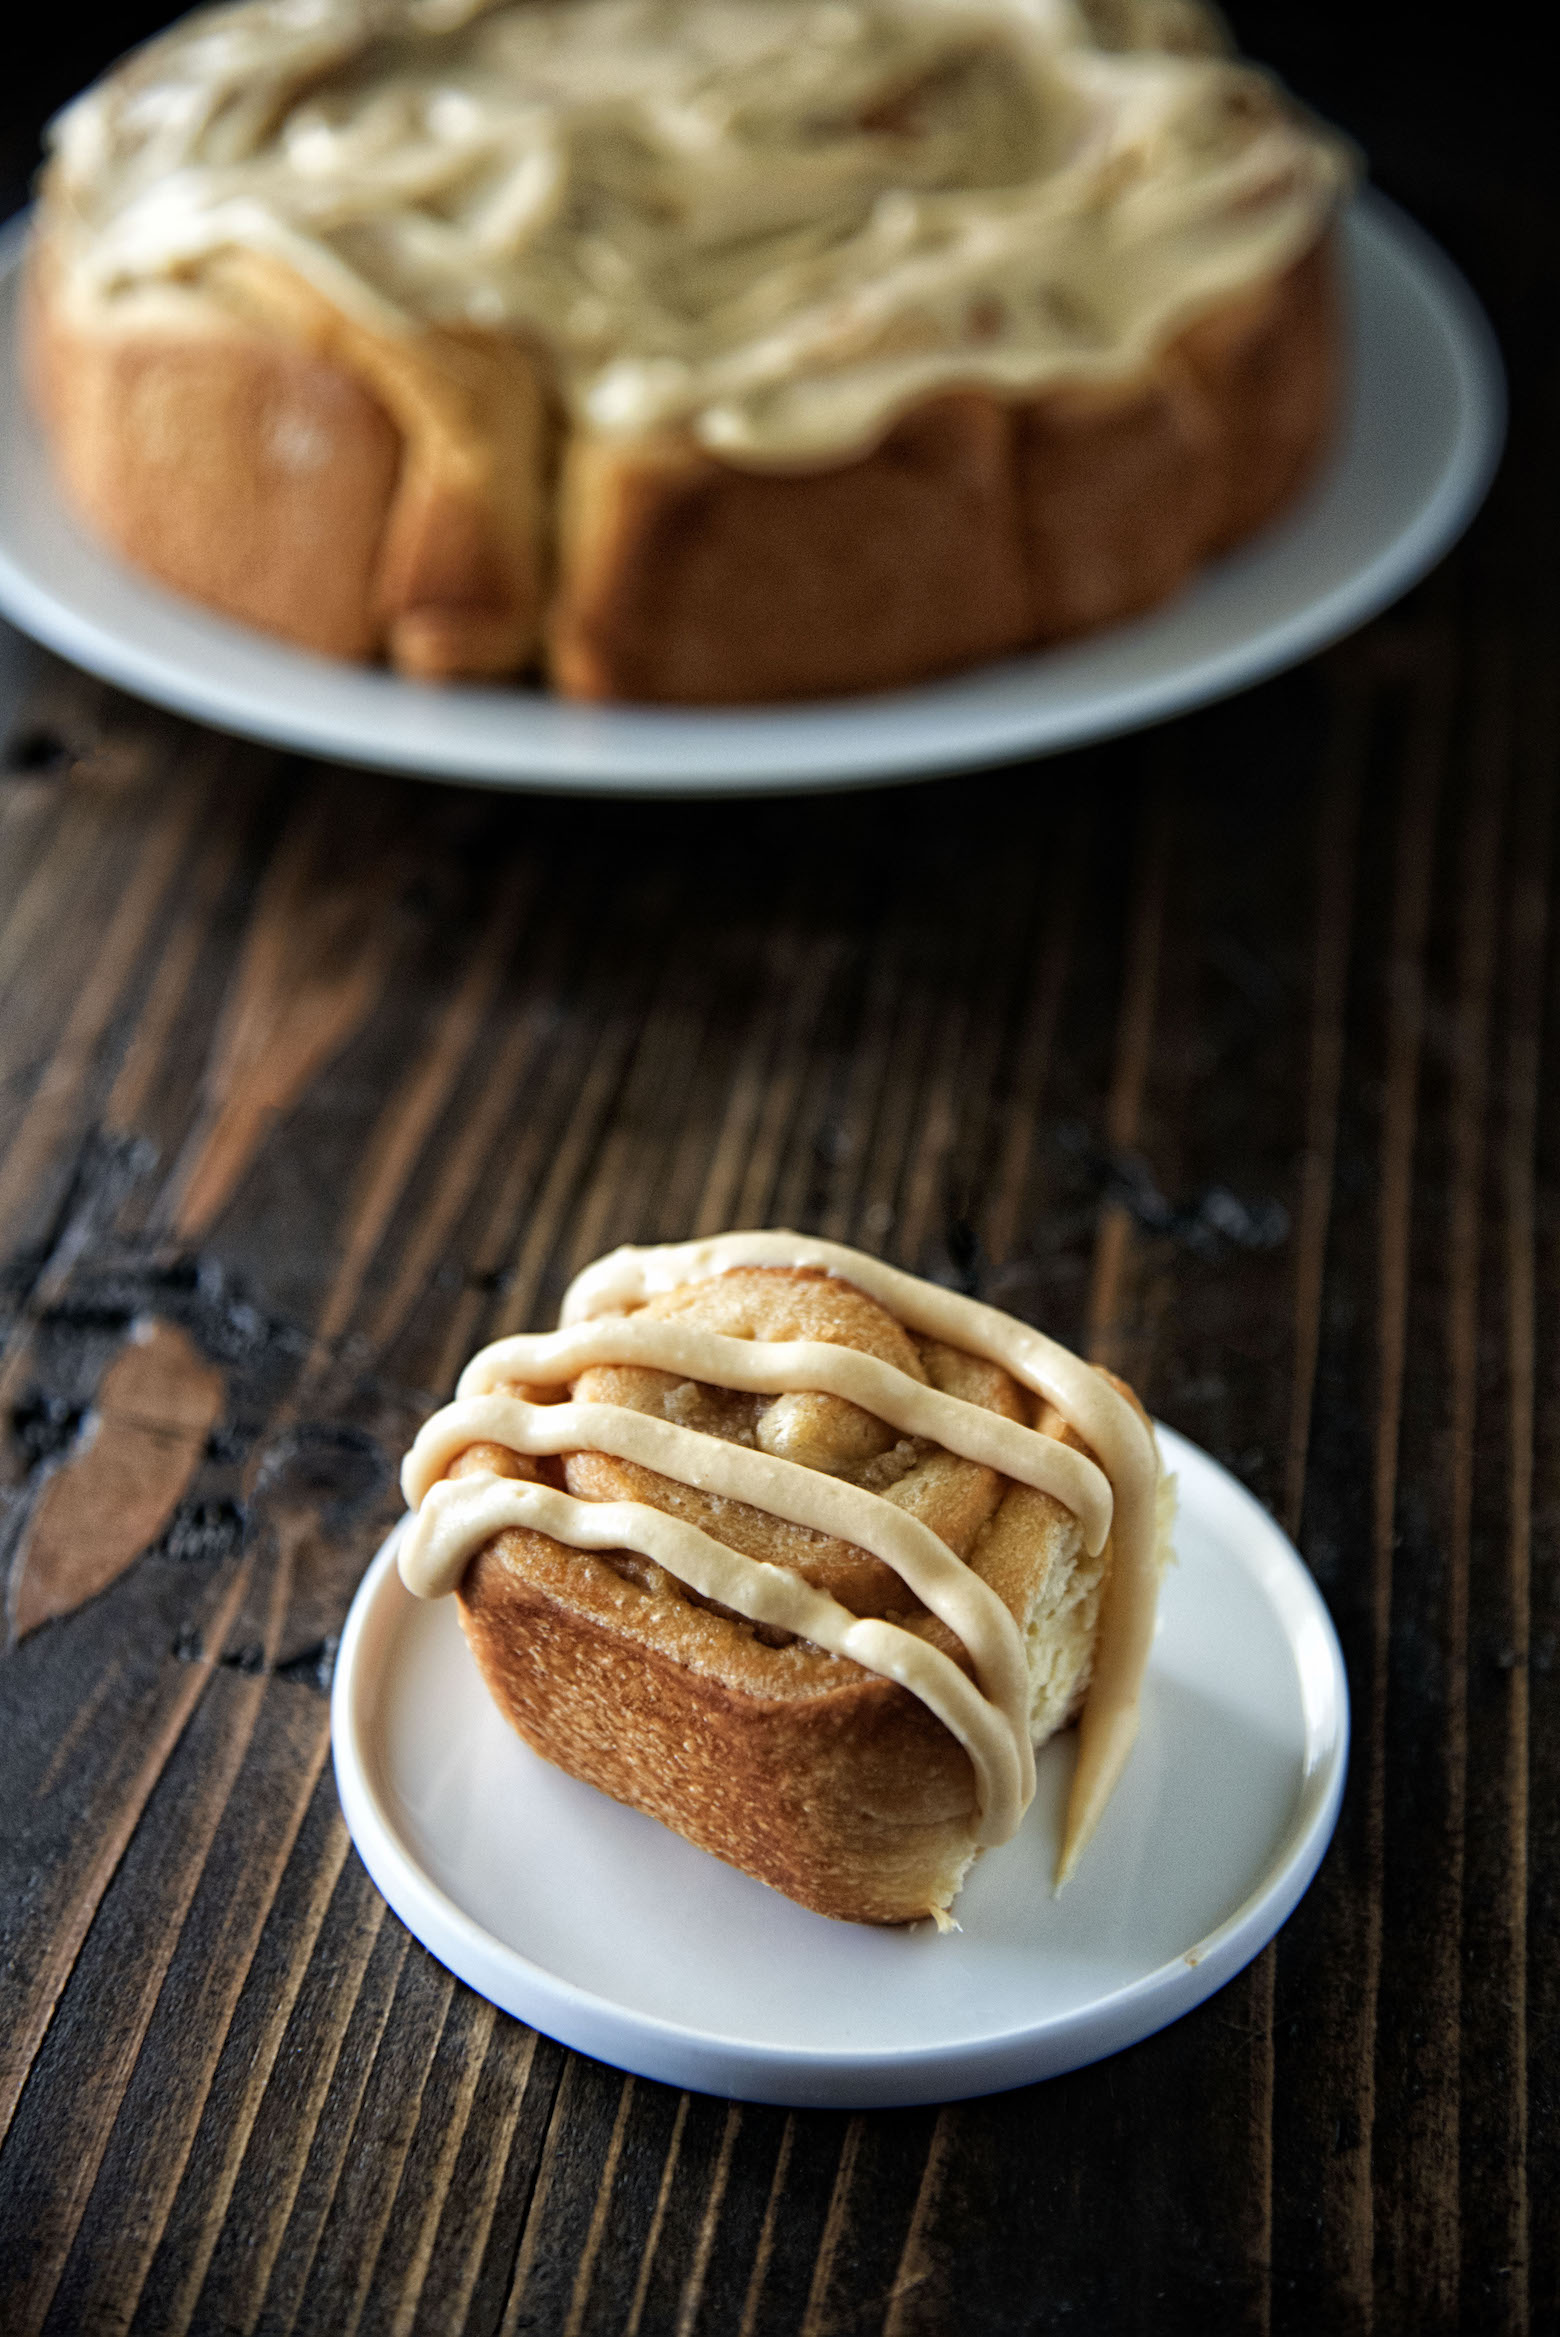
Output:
1,9,1554,2332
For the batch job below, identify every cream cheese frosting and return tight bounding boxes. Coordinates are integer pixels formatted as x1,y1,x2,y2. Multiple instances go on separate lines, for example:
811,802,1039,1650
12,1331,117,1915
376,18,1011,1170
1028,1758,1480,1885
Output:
397,1231,1169,1886
44,0,1354,463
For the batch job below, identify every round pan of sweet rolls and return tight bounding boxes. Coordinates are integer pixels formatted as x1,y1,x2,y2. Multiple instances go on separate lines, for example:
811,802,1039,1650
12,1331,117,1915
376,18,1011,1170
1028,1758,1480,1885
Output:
399,1233,1173,1926
26,0,1355,706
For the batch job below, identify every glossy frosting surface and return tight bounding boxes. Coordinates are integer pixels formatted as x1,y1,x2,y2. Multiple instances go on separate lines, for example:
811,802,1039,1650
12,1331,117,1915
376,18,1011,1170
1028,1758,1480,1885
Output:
46,0,1352,460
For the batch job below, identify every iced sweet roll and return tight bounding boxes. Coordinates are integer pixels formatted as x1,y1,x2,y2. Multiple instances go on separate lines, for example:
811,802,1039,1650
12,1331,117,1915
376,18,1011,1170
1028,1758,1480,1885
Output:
398,1232,1173,1924
27,0,1353,701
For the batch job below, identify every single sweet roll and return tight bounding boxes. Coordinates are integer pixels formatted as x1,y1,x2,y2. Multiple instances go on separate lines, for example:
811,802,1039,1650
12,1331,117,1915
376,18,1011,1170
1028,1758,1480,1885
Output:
25,0,1354,703
398,1232,1174,1924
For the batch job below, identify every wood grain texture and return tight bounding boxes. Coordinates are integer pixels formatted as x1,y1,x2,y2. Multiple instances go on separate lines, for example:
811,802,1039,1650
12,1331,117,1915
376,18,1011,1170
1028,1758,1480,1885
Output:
0,7,1555,2324
9,1317,224,1640
2,615,1551,2336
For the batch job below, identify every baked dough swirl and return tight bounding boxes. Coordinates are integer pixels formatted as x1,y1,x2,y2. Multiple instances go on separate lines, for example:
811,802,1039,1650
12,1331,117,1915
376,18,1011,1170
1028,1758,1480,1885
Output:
400,1231,1169,1914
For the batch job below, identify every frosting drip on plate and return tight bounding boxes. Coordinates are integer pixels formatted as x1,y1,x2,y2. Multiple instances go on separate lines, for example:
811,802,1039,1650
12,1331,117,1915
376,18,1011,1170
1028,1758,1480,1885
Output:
45,0,1354,462
398,1231,1168,1884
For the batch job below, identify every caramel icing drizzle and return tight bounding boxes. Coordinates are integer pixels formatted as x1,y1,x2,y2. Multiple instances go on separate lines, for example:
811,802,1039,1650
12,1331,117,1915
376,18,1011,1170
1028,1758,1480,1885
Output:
411,1469,1028,1834
400,1230,1164,1884
46,0,1354,465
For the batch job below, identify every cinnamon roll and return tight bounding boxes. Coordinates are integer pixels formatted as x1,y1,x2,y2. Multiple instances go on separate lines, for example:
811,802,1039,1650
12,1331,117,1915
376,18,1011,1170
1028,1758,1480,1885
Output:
25,0,1353,703
399,1233,1173,1925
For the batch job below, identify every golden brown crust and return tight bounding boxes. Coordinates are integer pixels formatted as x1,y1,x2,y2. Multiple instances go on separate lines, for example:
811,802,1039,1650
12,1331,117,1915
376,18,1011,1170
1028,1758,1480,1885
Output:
548,392,1033,702
1178,240,1339,549
25,238,552,675
445,1266,1120,1924
458,1522,987,1923
1015,241,1336,637
24,257,403,662
23,230,1337,702
553,240,1338,699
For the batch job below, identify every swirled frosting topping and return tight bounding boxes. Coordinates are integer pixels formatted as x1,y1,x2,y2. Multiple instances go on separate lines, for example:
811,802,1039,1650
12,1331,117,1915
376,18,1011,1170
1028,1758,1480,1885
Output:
397,1231,1167,1883
45,0,1353,461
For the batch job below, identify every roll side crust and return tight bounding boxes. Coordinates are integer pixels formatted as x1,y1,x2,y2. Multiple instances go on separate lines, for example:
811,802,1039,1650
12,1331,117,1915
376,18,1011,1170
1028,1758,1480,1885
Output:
548,391,1033,702
24,240,552,675
553,240,1338,701
1176,240,1340,548
24,232,1337,702
457,1493,1093,1925
458,1524,1000,1923
24,262,402,662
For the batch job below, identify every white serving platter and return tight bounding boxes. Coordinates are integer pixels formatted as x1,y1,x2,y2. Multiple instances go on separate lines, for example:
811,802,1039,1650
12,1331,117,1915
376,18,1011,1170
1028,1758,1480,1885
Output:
330,1425,1349,2107
0,194,1502,797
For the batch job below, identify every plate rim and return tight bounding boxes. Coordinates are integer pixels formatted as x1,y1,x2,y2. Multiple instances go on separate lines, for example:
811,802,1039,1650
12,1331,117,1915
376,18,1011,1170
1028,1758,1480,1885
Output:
330,1423,1350,2106
0,191,1504,797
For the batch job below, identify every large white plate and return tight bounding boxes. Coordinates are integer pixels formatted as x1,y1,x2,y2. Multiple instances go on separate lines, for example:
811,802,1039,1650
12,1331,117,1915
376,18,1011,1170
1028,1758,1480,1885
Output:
0,195,1502,797
331,1427,1348,2107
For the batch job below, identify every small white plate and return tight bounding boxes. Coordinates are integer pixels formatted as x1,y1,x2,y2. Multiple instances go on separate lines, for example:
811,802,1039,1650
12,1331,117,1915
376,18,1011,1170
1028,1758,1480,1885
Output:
0,194,1502,797
331,1427,1348,2107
